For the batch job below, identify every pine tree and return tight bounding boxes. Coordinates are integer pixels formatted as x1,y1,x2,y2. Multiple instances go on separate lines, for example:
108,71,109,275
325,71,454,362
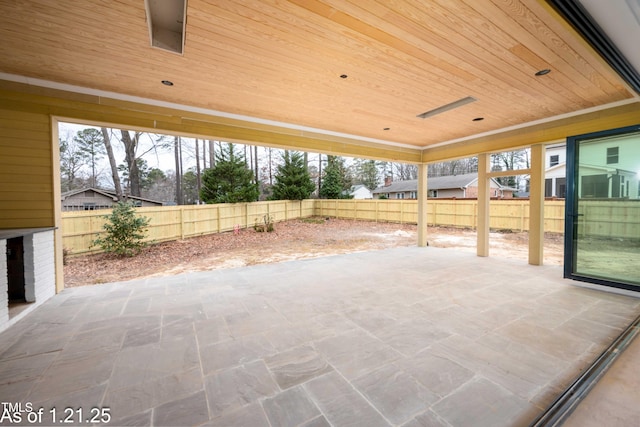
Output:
320,156,352,199
74,128,105,187
354,159,380,190
270,151,315,200
200,143,259,203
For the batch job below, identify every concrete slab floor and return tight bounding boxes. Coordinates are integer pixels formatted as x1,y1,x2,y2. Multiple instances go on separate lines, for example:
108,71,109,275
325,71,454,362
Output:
0,246,638,427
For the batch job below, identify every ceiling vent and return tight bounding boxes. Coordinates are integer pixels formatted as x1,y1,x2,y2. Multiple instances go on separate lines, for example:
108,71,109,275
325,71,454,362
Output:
417,96,477,119
145,0,187,55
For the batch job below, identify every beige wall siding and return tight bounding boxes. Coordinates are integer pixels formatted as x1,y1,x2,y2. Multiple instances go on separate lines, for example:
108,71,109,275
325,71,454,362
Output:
0,108,54,228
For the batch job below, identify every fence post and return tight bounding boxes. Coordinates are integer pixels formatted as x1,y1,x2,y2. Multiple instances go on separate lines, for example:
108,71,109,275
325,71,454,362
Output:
433,201,437,226
180,206,185,240
216,205,221,233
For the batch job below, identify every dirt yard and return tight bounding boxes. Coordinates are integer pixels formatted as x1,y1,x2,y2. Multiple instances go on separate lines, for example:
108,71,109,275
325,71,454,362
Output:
64,218,564,287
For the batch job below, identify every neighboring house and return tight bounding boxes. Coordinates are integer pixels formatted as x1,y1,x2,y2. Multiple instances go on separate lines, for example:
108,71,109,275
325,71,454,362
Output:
543,143,567,198
372,173,514,199
529,140,640,199
578,135,640,199
61,188,164,211
348,184,373,199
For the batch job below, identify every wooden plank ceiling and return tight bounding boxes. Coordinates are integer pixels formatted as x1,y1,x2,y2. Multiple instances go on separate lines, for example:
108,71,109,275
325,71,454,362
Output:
0,0,636,149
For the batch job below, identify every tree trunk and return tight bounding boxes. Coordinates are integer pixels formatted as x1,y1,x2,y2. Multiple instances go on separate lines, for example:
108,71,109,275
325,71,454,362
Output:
195,138,201,202
120,130,141,196
318,153,322,195
209,140,215,167
174,136,182,205
254,145,259,184
101,128,123,199
268,148,273,186
201,139,206,170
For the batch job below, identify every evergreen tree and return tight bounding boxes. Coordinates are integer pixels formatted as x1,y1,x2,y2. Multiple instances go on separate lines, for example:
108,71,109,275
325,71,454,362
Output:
182,169,200,204
200,143,259,203
74,128,105,187
354,159,380,190
270,151,315,200
320,156,353,199
91,202,150,257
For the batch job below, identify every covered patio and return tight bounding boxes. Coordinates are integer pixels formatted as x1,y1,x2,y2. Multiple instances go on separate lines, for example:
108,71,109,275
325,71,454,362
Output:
1,247,638,426
1,1,640,425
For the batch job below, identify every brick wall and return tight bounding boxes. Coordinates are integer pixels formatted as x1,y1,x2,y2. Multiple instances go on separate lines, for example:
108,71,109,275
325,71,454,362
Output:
1,230,56,332
23,230,56,304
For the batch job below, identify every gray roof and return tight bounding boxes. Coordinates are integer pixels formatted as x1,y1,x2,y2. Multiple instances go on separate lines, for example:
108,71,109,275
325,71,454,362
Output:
61,187,163,205
373,173,484,194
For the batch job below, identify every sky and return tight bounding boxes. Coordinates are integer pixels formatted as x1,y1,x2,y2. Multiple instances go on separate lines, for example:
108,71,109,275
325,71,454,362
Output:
59,121,180,172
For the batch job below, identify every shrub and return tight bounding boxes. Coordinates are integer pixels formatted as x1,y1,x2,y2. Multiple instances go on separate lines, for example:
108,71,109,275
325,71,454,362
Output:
254,214,275,232
92,202,150,257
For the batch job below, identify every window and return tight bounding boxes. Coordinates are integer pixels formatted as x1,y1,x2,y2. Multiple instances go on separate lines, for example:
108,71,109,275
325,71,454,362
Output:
606,147,619,164
396,193,404,199
557,178,566,198
581,174,609,198
550,155,559,166
410,191,417,199
428,190,438,198
545,179,552,197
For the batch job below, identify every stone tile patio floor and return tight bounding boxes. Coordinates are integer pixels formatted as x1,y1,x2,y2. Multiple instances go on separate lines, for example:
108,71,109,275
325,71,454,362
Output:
0,246,639,426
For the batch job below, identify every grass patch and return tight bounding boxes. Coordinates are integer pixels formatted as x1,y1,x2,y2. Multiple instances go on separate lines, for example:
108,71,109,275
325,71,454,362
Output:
300,217,327,224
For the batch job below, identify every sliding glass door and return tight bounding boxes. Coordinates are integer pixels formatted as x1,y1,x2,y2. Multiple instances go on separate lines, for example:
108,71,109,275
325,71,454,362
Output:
564,124,640,291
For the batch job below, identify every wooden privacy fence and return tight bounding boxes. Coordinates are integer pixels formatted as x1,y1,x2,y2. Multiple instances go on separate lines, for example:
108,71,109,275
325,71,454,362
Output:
314,199,566,234
62,199,569,255
62,200,315,255
577,200,640,239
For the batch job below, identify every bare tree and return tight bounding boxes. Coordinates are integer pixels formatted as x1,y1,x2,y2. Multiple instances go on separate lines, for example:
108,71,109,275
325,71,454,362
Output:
269,147,274,185
59,134,87,192
254,145,259,184
209,140,215,167
174,136,183,204
119,130,142,196
318,153,323,194
101,128,122,199
195,138,202,200
201,139,207,170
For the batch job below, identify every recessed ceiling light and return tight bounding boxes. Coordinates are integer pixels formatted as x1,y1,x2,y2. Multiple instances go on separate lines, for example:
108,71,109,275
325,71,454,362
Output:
383,127,390,130
161,80,174,86
340,74,348,79
535,69,551,76
472,117,484,121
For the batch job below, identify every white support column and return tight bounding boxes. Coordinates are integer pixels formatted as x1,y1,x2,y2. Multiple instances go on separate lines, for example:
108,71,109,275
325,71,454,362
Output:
477,153,490,257
417,163,428,247
529,144,546,265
